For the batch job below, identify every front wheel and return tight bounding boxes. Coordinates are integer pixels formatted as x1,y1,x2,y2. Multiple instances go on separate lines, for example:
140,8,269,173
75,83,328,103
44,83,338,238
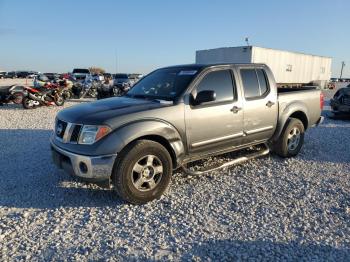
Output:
273,118,305,158
22,97,37,109
112,140,173,204
54,94,65,106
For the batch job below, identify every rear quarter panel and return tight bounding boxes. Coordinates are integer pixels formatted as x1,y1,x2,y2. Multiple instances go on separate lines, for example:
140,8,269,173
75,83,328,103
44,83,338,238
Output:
274,89,321,140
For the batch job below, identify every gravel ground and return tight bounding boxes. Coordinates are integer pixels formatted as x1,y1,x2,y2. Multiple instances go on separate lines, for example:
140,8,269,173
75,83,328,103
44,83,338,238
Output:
0,93,350,260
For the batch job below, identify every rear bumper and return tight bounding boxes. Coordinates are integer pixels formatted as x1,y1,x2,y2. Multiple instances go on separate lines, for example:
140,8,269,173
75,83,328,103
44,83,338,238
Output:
51,140,117,182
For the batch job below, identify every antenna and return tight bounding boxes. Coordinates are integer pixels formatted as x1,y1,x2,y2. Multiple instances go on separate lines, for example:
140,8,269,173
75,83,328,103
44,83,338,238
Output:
245,37,250,46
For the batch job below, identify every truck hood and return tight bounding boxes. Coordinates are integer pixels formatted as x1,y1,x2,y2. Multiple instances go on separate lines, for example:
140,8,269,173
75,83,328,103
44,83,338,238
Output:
57,96,171,124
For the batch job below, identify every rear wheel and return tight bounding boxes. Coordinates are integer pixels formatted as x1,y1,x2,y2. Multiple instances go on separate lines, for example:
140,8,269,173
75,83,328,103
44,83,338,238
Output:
12,92,24,104
112,140,173,204
273,118,305,157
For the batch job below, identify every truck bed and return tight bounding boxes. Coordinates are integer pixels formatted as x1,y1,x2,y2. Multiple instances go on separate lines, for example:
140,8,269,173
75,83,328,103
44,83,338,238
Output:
277,87,322,128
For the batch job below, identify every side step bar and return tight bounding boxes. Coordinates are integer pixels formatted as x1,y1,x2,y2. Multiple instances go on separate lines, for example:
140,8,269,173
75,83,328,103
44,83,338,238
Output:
181,144,270,176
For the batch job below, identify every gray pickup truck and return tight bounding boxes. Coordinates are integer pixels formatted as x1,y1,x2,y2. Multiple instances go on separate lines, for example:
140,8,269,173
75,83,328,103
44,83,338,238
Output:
51,63,324,204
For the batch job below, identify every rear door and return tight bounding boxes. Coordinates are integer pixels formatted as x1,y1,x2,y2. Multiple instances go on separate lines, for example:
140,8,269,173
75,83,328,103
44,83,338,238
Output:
185,67,244,154
237,66,278,144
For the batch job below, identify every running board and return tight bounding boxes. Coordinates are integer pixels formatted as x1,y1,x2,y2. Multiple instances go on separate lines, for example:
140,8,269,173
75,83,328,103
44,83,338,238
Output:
181,144,270,176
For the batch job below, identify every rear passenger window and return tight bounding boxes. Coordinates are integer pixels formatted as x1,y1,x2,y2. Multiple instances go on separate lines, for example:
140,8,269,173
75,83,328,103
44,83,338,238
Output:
195,70,234,103
240,69,260,98
256,69,268,95
240,69,269,99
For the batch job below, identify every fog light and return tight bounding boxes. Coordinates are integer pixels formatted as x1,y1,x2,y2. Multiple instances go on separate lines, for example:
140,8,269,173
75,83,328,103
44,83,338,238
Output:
79,162,88,174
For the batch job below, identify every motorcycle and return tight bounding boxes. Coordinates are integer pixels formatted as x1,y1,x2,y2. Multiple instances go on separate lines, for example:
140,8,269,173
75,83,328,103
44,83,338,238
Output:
0,85,25,105
21,85,65,109
96,79,114,100
71,79,98,98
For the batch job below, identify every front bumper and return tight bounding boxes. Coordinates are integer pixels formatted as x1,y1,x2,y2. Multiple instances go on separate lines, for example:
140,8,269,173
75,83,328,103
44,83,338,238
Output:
51,140,117,182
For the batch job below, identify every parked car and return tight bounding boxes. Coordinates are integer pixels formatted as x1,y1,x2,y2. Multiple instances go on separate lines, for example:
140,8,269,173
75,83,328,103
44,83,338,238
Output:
44,73,60,81
27,71,39,78
5,71,17,79
330,84,350,114
72,68,91,82
330,78,339,82
0,71,6,79
51,63,324,204
113,73,132,87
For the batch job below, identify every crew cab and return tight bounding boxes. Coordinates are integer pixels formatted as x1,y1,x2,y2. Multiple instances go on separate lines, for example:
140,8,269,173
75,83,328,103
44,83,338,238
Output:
51,64,324,204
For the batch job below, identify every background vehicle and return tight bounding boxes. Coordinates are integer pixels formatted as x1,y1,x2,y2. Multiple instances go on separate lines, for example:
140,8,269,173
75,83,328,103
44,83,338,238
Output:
0,71,6,79
113,73,132,87
0,85,24,105
330,84,350,114
51,63,323,204
196,46,332,88
72,68,91,82
16,71,30,78
44,73,60,81
5,71,17,79
71,78,97,98
22,84,64,109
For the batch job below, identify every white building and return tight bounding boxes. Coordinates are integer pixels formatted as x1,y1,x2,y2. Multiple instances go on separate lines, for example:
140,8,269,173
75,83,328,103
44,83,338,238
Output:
196,46,332,88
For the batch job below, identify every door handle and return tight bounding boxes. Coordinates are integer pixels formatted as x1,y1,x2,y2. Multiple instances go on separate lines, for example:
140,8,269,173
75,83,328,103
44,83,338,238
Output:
230,106,242,113
266,101,275,107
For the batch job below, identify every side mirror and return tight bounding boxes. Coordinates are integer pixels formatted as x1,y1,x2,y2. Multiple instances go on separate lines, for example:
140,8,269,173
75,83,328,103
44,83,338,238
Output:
194,90,216,105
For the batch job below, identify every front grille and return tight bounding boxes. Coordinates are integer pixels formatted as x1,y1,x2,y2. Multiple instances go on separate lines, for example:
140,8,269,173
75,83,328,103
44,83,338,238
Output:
55,119,82,143
70,125,82,143
56,119,67,138
342,97,350,106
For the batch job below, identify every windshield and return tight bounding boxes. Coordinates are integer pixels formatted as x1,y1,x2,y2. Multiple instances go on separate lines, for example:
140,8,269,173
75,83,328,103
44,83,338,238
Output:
73,69,90,74
127,67,199,100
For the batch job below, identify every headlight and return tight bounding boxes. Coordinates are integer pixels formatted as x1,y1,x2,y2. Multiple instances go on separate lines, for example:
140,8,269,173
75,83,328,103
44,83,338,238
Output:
78,125,111,145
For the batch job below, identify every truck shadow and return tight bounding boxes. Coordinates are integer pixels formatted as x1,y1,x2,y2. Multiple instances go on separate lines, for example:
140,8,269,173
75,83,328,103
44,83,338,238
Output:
179,239,350,261
0,129,124,209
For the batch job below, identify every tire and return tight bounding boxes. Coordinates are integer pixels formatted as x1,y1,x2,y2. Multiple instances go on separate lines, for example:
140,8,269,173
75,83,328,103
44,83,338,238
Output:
112,140,173,204
22,97,36,109
54,95,65,106
273,118,305,158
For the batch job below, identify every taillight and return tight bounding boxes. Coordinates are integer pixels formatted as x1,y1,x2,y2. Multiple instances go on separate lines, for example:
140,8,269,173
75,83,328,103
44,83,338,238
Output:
320,93,324,110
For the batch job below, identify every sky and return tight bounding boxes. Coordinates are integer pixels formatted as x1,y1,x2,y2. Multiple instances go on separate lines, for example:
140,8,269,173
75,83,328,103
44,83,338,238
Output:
0,0,349,77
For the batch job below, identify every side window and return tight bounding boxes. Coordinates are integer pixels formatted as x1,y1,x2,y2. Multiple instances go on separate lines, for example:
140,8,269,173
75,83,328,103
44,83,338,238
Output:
240,69,269,99
240,69,260,98
195,70,234,103
256,69,269,95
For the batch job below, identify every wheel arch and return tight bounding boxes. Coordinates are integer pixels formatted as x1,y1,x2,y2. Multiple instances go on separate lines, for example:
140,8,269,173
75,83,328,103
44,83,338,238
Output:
272,106,309,142
110,120,185,169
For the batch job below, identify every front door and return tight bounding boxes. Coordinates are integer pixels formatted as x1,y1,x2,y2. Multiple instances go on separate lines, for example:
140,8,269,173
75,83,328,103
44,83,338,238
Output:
185,68,244,154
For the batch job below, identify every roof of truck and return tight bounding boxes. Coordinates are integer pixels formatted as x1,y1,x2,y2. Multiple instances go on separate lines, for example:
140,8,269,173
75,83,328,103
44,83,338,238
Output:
161,63,267,70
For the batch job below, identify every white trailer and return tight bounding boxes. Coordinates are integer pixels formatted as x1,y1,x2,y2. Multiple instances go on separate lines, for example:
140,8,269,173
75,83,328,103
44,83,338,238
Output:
196,46,332,88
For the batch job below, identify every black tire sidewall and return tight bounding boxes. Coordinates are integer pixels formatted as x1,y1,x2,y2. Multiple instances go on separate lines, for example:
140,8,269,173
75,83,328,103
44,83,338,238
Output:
113,140,173,204
22,97,34,109
276,118,305,157
55,96,65,106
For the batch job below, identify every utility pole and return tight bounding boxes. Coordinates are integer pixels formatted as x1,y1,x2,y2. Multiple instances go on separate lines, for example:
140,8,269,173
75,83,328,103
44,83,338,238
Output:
340,61,345,80
115,49,118,74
